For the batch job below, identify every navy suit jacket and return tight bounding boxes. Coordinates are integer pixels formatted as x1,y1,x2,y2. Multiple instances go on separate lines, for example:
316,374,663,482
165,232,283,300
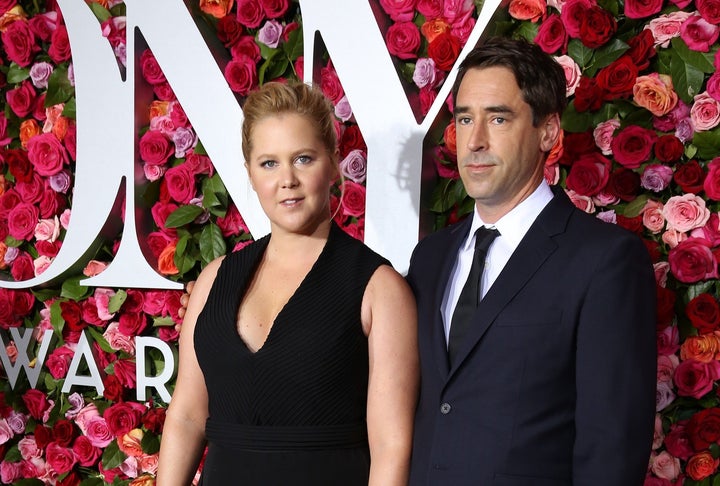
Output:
406,189,656,486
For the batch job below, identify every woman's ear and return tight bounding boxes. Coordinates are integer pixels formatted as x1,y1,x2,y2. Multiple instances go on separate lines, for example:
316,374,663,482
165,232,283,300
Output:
245,162,255,191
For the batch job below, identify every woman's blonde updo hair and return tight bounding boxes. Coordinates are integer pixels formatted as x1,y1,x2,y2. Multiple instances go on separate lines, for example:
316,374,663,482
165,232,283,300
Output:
241,81,338,162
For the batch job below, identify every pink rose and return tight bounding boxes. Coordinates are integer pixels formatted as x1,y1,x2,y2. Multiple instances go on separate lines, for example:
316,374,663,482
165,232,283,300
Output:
139,49,166,85
22,389,50,421
592,118,620,155
642,199,665,234
698,0,720,25
259,0,289,18
216,204,249,237
15,173,44,204
662,193,711,232
339,149,367,184
418,0,443,18
560,0,595,38
668,237,719,282
0,461,22,485
704,157,720,200
18,436,40,460
340,180,366,217
103,322,135,354
84,416,113,448
0,419,14,445
7,202,39,241
444,0,474,23
34,216,60,242
320,62,344,104
625,0,663,19
224,54,258,95
662,228,688,248
690,92,720,130
6,80,37,117
651,451,681,481
674,358,720,398
386,21,421,60
534,14,568,54
379,0,417,22
610,124,657,169
706,72,720,101
646,11,692,48
83,260,108,277
164,163,196,204
657,325,680,355
138,130,173,165
257,19,282,48
657,354,679,383
45,345,75,379
508,0,546,22
48,25,71,63
1,19,39,67
681,14,720,52
236,0,264,28
641,164,673,192
656,380,675,411
72,435,101,467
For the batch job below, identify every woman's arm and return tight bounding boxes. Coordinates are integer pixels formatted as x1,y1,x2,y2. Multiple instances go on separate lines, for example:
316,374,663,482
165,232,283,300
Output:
156,257,224,485
362,265,419,486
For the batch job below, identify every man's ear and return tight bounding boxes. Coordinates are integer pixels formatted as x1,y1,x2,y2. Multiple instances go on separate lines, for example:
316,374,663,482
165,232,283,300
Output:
540,113,562,153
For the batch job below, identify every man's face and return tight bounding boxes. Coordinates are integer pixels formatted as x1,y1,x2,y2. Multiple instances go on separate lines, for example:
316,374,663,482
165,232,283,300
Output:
454,66,560,223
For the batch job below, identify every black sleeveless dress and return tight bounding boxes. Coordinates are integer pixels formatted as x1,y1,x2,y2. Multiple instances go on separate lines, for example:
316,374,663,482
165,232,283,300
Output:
194,223,389,485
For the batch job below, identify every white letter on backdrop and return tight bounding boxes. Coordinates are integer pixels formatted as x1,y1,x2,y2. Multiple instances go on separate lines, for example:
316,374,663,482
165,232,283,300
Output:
135,336,174,403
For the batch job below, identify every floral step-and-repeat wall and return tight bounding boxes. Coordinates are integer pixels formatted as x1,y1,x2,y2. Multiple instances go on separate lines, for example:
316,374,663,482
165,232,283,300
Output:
1,0,720,484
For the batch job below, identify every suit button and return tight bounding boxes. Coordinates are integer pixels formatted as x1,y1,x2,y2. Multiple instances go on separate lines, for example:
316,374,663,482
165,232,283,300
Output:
440,402,451,414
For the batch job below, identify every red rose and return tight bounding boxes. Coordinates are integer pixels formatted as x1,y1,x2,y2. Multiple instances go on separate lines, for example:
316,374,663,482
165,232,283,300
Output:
674,159,706,193
573,76,604,112
595,55,638,100
27,132,69,176
45,346,74,379
340,125,367,158
48,25,71,63
341,180,366,217
46,442,77,475
565,152,611,196
3,149,33,183
626,29,656,70
15,172,44,204
419,86,437,116
153,81,176,101
236,0,264,28
668,237,719,283
81,298,105,326
698,0,720,23
104,402,144,437
610,124,657,169
165,290,184,324
36,240,61,258
38,189,66,219
123,289,146,314
224,54,258,95
558,131,596,166
0,290,15,328
139,130,174,166
118,312,147,336
52,419,76,447
578,6,617,48
10,251,34,281
625,0,663,19
664,421,694,460
29,14,55,43
216,204,249,237
616,214,643,234
22,389,50,420
142,407,167,434
427,32,461,71
164,163,196,204
1,19,39,67
60,300,84,331
34,424,53,450
140,49,166,85
675,359,720,398
151,200,179,235
654,134,684,163
57,471,82,486
7,202,39,241
320,62,344,104
686,293,720,334
656,284,676,329
113,359,137,388
703,157,720,200
259,0,290,18
607,167,641,201
72,435,102,467
6,80,37,117
103,374,125,402
64,121,77,160
230,35,261,62
534,14,567,54
216,15,244,47
386,21,421,60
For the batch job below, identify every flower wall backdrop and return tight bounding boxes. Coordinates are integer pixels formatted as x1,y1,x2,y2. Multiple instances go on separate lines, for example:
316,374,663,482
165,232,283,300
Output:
0,0,719,484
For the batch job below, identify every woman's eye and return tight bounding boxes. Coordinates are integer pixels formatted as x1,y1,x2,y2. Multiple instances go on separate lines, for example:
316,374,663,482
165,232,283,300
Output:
260,160,277,168
295,155,312,165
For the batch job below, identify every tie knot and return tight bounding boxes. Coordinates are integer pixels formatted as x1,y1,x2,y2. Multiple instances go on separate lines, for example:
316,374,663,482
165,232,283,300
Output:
474,226,500,252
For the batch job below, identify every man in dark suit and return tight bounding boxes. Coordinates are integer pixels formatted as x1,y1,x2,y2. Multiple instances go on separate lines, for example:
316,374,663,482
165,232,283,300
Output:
406,37,657,485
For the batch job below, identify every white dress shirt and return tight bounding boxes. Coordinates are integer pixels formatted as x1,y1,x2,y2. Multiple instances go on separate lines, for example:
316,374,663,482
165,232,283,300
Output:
442,182,555,343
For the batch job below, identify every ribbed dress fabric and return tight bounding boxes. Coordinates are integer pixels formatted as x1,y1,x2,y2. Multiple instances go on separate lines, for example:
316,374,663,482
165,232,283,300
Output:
194,223,389,485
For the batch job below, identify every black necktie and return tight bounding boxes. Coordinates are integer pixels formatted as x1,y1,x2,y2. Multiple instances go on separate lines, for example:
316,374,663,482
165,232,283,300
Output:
448,226,500,365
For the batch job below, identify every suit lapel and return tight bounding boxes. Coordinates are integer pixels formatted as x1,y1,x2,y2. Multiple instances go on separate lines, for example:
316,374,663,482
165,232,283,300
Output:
447,190,575,376
432,218,472,378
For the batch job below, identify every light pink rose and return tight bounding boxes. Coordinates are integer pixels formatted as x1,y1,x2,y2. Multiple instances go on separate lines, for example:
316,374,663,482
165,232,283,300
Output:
73,403,100,435
83,260,108,277
334,95,353,123
33,255,53,276
120,455,139,479
139,453,159,474
596,210,616,224
413,57,442,89
662,193,711,232
29,61,54,89
593,118,620,155
658,354,679,383
172,126,197,158
646,11,692,47
691,92,720,130
103,321,135,354
566,189,596,213
641,164,674,192
444,0,474,23
655,260,670,287
658,325,680,355
662,228,688,248
34,216,60,242
653,414,665,450
642,199,665,235
554,55,581,96
18,436,40,460
94,288,116,321
681,14,720,52
143,163,166,181
60,208,71,229
339,149,367,184
0,461,22,485
83,416,113,448
257,19,282,48
592,191,619,207
651,451,681,480
656,380,676,411
0,419,14,445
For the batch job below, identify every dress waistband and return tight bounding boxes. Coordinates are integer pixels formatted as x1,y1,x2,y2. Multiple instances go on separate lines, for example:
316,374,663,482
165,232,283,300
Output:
205,419,368,451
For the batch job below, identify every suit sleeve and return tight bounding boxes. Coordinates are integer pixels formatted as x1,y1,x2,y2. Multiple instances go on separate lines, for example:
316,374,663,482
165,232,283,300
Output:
573,232,657,486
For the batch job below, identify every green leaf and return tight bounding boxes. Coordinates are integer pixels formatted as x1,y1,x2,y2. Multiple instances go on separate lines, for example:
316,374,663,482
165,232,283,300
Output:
199,224,227,264
87,2,112,22
86,326,115,354
45,66,74,106
12,480,44,486
590,38,629,71
671,37,715,73
692,127,720,160
165,204,204,228
108,289,127,314
31,288,60,302
141,431,161,454
62,97,76,119
259,42,278,61
712,473,720,486
50,300,65,337
259,55,289,84
568,39,593,70
60,276,93,301
153,316,175,327
685,281,716,302
620,194,649,217
429,178,456,212
101,440,126,470
174,234,198,275
512,20,539,43
6,63,30,84
670,50,705,104
4,444,21,462
561,102,594,133
283,26,304,61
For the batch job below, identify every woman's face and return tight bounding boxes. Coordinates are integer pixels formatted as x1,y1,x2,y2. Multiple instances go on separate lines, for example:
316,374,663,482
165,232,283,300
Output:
245,113,337,237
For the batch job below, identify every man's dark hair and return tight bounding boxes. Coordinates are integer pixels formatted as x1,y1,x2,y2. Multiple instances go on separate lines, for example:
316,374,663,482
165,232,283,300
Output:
452,37,567,126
